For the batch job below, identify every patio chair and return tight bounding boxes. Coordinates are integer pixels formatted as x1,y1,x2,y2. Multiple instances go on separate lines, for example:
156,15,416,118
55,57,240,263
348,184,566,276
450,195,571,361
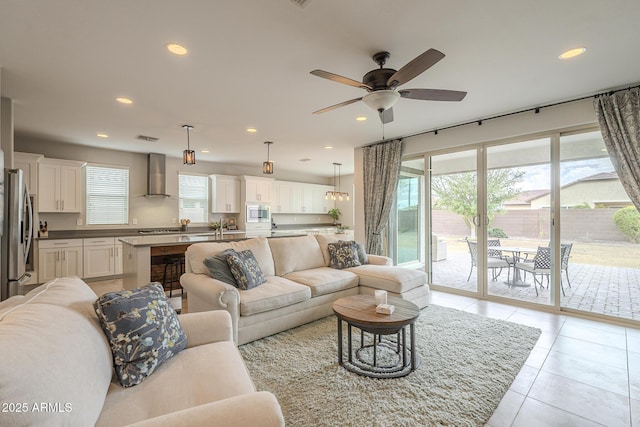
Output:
561,243,573,288
514,246,552,296
466,240,510,282
487,238,515,265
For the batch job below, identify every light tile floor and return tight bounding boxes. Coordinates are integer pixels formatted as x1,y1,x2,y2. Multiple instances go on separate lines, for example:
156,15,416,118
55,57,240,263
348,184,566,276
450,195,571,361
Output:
429,291,640,427
88,279,640,426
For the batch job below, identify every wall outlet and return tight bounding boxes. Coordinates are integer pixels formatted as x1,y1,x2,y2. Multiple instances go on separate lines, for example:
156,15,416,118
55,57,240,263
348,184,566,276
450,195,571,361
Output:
76,218,83,226
132,218,138,225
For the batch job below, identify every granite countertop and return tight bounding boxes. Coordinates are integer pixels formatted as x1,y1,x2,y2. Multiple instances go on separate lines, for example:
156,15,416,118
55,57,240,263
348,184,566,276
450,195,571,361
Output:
120,231,305,247
271,223,338,231
38,227,245,240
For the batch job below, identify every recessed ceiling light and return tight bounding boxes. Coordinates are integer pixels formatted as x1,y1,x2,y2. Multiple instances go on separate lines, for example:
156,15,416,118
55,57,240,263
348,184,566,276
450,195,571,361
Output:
246,127,257,133
356,116,367,121
167,43,188,55
299,158,311,162
96,133,109,138
559,47,586,60
116,97,133,104
324,146,333,149
201,149,209,153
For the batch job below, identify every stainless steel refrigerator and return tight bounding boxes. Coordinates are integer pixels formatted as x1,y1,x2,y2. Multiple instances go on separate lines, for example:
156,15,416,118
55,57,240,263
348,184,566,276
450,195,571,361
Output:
1,167,34,301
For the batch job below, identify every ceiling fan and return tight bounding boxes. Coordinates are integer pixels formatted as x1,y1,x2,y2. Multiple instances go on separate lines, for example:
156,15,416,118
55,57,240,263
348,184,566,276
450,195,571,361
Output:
310,49,467,123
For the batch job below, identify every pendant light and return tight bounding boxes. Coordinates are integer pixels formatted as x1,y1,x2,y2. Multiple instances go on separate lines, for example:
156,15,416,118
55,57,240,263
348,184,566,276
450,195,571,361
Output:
263,141,274,174
182,124,196,165
325,162,350,201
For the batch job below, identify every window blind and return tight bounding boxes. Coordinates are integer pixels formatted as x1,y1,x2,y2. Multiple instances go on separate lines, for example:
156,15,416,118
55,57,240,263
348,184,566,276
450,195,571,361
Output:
179,173,208,223
86,165,129,225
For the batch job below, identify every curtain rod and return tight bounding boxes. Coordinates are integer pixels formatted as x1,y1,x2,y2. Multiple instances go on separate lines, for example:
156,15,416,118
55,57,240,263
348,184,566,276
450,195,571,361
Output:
365,83,640,145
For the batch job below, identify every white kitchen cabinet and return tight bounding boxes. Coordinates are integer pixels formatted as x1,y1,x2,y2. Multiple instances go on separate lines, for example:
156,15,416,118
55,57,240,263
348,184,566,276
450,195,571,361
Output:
243,176,273,203
313,185,334,214
14,152,43,195
83,237,116,278
211,175,240,213
272,181,292,213
38,239,83,282
114,241,124,275
290,182,314,213
38,158,85,213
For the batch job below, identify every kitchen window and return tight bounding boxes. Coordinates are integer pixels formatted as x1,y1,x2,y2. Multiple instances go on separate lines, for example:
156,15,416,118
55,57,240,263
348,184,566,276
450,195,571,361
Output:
85,164,129,225
178,173,208,223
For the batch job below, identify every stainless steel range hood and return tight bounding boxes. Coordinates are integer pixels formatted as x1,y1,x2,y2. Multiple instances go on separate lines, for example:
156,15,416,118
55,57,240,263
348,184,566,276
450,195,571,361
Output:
145,153,172,198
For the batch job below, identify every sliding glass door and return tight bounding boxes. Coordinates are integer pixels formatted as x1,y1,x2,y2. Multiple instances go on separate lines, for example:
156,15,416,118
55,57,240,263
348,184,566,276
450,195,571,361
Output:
391,158,425,267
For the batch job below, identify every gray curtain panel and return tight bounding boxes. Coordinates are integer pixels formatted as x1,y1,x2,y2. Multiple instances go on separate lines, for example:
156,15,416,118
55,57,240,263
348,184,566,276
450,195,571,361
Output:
594,88,640,210
363,139,403,255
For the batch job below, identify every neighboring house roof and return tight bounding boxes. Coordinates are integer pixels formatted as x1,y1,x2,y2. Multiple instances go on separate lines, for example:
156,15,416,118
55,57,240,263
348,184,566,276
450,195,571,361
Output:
575,171,618,182
504,190,550,205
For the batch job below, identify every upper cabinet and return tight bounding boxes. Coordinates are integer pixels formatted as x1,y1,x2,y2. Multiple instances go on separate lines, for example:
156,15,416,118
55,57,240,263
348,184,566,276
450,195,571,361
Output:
14,152,43,195
38,158,85,213
242,176,273,204
272,181,292,213
210,174,240,213
276,181,334,214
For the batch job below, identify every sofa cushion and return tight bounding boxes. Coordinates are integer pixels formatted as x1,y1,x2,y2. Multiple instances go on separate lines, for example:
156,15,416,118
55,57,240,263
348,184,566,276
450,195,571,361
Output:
96,341,257,426
0,277,113,427
226,250,266,290
328,241,361,269
239,276,311,316
284,267,359,297
268,235,326,276
186,237,275,277
203,249,237,286
347,265,427,293
94,283,188,387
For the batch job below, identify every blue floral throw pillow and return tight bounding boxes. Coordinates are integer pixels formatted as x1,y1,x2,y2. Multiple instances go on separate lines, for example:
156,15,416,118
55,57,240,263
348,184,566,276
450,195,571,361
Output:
328,241,362,269
226,249,266,290
93,282,187,388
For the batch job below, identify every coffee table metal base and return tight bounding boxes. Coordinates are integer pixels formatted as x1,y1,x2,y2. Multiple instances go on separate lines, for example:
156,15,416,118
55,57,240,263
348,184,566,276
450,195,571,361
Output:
337,319,420,379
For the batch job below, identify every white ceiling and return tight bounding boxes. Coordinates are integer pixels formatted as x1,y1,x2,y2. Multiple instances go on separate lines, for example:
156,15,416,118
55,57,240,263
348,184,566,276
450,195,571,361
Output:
1,0,639,177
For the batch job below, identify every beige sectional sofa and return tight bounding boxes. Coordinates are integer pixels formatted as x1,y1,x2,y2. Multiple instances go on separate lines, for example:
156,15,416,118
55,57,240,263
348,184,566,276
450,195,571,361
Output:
181,235,429,345
0,276,284,427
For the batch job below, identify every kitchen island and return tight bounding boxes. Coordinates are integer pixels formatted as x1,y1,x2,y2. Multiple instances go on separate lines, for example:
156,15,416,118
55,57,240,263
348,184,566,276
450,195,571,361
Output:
119,232,247,290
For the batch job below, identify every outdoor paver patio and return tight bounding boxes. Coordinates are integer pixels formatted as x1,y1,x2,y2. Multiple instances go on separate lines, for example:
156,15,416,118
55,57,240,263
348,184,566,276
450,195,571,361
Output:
431,251,640,321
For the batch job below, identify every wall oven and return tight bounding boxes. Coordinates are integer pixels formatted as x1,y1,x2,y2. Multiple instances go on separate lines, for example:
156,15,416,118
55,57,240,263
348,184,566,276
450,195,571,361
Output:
246,204,270,223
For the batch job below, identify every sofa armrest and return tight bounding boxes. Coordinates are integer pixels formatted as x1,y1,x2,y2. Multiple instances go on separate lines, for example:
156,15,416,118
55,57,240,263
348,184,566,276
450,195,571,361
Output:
180,272,241,344
125,391,285,427
367,254,393,266
178,310,233,348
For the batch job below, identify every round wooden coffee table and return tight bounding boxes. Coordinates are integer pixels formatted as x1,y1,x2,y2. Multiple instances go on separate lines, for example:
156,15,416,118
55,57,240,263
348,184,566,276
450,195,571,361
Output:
332,294,420,378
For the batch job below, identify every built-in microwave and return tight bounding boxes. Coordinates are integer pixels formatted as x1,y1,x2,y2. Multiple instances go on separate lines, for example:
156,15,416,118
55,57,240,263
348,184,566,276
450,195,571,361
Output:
246,204,270,223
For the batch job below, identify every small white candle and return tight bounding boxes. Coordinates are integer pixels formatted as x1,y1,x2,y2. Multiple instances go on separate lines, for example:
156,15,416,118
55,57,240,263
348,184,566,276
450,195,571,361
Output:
374,290,387,306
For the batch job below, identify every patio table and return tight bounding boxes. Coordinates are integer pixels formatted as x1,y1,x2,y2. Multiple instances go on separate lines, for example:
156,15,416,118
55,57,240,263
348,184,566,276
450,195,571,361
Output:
494,246,537,287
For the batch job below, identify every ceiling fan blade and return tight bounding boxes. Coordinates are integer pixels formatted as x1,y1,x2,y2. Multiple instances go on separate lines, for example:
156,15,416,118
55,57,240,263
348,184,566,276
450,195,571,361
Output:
399,88,467,101
310,70,372,90
380,107,394,124
386,49,446,88
312,97,363,115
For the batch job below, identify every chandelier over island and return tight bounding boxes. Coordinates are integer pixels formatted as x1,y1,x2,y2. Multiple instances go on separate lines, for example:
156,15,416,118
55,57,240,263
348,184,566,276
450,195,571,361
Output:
325,162,350,201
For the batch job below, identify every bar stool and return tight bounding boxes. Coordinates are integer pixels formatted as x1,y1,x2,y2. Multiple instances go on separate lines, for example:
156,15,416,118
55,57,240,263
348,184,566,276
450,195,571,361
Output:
162,254,185,298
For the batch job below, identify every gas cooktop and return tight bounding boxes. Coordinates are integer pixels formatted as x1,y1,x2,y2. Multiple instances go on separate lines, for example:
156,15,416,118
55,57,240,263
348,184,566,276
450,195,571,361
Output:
137,229,181,235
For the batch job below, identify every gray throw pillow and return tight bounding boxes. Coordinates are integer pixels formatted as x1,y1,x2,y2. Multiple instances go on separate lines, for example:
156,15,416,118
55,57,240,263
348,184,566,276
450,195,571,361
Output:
226,250,266,290
203,249,238,286
328,241,362,269
93,282,187,388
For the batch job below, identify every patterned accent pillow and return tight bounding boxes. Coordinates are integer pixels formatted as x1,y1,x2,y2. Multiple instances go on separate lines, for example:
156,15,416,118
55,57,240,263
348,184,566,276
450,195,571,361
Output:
203,249,238,286
93,282,187,388
340,240,368,265
328,241,362,269
226,250,266,290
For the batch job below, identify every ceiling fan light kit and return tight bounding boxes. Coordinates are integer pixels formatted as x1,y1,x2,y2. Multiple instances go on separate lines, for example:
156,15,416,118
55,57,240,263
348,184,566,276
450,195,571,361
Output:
310,48,467,123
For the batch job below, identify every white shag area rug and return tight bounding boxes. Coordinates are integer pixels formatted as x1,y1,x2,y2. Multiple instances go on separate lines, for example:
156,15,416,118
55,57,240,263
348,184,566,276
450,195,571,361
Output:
239,304,541,427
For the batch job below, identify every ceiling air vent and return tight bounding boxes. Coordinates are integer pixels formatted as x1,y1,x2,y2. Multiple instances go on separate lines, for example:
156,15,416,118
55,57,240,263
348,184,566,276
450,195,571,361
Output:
137,135,159,142
290,0,312,8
